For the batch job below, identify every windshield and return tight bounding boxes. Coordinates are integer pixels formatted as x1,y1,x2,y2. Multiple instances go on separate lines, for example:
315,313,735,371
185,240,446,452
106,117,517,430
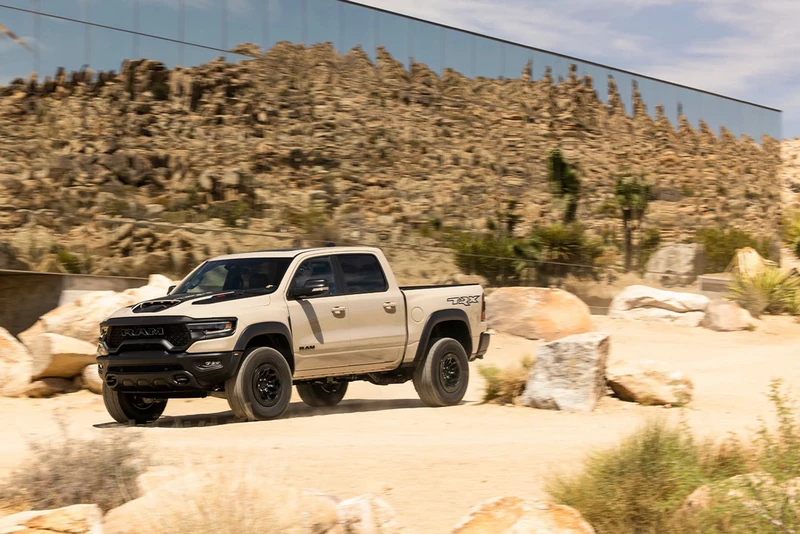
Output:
172,257,293,295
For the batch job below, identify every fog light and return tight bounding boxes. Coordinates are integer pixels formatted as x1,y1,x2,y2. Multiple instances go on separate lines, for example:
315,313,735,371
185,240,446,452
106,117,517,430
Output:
198,360,223,371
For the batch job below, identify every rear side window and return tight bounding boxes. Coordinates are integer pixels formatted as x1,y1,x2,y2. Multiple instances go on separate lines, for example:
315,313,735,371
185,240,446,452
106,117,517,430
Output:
338,254,388,294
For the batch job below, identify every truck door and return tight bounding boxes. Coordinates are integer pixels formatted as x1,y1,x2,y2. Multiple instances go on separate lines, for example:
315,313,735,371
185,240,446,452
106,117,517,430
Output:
285,255,351,373
334,253,406,368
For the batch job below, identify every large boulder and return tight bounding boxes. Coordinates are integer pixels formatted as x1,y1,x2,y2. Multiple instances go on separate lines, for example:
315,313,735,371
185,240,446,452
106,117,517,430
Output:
25,333,98,380
23,377,81,398
644,244,707,286
19,274,174,346
606,359,693,406
81,364,103,394
701,299,757,332
609,285,709,327
0,504,103,534
451,496,595,533
521,332,610,412
0,327,33,397
486,287,594,342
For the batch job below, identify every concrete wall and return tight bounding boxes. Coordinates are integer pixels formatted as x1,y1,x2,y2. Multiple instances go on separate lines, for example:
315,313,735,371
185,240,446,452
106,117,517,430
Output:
0,270,147,337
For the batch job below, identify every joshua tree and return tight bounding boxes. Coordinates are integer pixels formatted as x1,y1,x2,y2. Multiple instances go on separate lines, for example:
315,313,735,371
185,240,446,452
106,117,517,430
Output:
546,148,581,223
614,174,650,272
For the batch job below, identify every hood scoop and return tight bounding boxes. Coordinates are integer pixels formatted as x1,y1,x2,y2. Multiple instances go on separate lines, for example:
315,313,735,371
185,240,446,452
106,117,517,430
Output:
131,292,214,313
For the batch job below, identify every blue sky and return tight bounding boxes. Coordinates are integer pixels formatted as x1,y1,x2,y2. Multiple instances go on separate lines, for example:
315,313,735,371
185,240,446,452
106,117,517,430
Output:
0,0,791,140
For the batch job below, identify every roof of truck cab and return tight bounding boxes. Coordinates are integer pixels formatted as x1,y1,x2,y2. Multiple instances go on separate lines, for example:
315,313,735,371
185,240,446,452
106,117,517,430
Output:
209,246,382,261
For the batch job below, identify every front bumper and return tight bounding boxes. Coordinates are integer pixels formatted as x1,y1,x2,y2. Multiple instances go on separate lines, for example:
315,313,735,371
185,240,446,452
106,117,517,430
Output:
473,332,491,360
97,349,243,397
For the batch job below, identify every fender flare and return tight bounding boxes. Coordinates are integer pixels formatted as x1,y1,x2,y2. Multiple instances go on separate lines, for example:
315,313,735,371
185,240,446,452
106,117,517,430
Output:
412,309,473,364
233,321,294,371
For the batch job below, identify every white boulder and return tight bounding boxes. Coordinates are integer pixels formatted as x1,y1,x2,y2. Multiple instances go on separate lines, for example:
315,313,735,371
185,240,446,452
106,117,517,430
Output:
0,327,33,397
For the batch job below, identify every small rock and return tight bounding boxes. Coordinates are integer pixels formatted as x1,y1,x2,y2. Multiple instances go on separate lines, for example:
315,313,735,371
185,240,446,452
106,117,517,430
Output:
24,377,79,398
606,359,693,406
451,495,595,533
336,494,400,534
521,332,610,412
701,299,757,332
610,285,710,314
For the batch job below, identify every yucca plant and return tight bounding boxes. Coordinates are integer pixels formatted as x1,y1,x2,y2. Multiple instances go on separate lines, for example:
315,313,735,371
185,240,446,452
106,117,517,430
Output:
727,267,800,317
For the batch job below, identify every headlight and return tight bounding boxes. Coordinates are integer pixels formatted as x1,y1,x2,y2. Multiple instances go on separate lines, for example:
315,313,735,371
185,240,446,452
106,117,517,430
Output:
187,320,236,340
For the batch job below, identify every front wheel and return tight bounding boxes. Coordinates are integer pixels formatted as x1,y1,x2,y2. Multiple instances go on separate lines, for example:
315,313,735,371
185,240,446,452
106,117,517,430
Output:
102,383,167,425
225,346,293,422
413,337,470,407
296,381,348,407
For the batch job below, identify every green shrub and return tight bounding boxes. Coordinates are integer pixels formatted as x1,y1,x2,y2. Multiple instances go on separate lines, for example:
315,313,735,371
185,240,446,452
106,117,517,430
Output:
727,268,800,317
478,356,535,404
782,210,800,247
0,420,147,513
696,227,776,273
453,232,525,286
546,417,751,534
526,222,604,279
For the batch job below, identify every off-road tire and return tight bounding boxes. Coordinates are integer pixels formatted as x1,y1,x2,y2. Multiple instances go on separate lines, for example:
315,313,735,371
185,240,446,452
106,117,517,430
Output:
413,337,470,407
225,346,293,421
102,383,167,425
296,381,348,407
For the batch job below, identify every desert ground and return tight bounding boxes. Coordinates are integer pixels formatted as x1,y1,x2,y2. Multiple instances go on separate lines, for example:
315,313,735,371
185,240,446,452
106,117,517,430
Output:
2,315,800,533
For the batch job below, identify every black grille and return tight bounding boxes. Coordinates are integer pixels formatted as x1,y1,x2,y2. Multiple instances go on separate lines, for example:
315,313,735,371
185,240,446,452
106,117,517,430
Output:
106,324,191,350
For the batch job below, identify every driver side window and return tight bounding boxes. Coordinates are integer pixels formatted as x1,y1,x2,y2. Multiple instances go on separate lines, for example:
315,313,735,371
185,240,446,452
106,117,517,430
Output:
290,256,337,296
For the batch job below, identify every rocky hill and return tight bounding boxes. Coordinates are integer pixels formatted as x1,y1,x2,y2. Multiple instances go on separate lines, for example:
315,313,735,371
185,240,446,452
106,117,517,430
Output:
0,42,784,281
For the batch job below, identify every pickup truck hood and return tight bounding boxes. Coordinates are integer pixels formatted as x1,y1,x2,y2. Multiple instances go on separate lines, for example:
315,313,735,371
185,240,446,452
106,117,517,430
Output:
105,290,272,320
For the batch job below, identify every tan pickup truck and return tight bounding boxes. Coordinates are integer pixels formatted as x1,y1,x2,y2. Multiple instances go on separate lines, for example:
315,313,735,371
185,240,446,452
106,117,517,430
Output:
96,245,491,424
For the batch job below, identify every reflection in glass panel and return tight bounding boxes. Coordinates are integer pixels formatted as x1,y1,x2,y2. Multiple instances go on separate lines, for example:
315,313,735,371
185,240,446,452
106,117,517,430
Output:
226,0,267,53
0,5,34,81
307,0,339,49
139,35,180,69
580,64,609,103
722,97,744,139
88,0,132,32
741,103,759,141
339,1,375,59
37,15,84,76
549,55,569,85
409,19,442,74
699,93,722,138
377,10,409,68
677,86,702,132
185,0,223,49
38,0,82,21
612,71,632,118
442,26,473,78
91,27,149,72
504,44,533,81
658,83,679,128
631,76,656,120
269,0,304,48
474,35,504,79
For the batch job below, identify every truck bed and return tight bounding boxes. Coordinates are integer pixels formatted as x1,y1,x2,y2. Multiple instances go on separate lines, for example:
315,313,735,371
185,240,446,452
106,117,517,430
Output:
399,283,481,291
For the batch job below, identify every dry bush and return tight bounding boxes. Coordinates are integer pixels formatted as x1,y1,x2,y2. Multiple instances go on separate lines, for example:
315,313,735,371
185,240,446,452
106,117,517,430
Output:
478,355,535,404
0,417,147,513
727,268,800,318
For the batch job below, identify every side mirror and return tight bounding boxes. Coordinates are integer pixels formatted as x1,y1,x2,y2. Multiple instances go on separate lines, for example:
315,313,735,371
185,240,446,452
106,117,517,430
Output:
167,285,176,295
290,279,330,299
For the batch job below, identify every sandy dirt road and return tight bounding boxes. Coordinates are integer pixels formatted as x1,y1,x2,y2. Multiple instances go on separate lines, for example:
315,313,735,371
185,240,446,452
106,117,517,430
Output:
2,315,800,532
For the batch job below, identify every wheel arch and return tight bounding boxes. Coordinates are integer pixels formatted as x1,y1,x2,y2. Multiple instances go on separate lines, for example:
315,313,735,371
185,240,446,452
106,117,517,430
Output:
413,310,473,365
233,322,295,374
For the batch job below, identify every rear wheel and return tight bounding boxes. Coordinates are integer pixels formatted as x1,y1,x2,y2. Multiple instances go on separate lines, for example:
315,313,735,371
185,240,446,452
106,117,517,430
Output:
102,383,167,425
413,337,470,407
297,381,348,407
226,346,293,422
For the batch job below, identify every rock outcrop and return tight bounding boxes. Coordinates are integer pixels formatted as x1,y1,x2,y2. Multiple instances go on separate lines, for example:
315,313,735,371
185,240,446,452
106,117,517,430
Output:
486,287,594,342
0,44,784,282
608,285,709,327
0,504,103,534
606,359,693,406
521,332,610,412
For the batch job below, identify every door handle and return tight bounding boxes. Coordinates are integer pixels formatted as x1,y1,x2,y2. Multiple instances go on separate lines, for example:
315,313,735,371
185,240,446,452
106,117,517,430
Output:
331,306,346,315
383,302,396,311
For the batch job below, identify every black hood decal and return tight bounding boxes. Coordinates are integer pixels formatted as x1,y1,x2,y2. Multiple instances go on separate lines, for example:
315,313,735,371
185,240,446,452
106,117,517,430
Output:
131,292,215,313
